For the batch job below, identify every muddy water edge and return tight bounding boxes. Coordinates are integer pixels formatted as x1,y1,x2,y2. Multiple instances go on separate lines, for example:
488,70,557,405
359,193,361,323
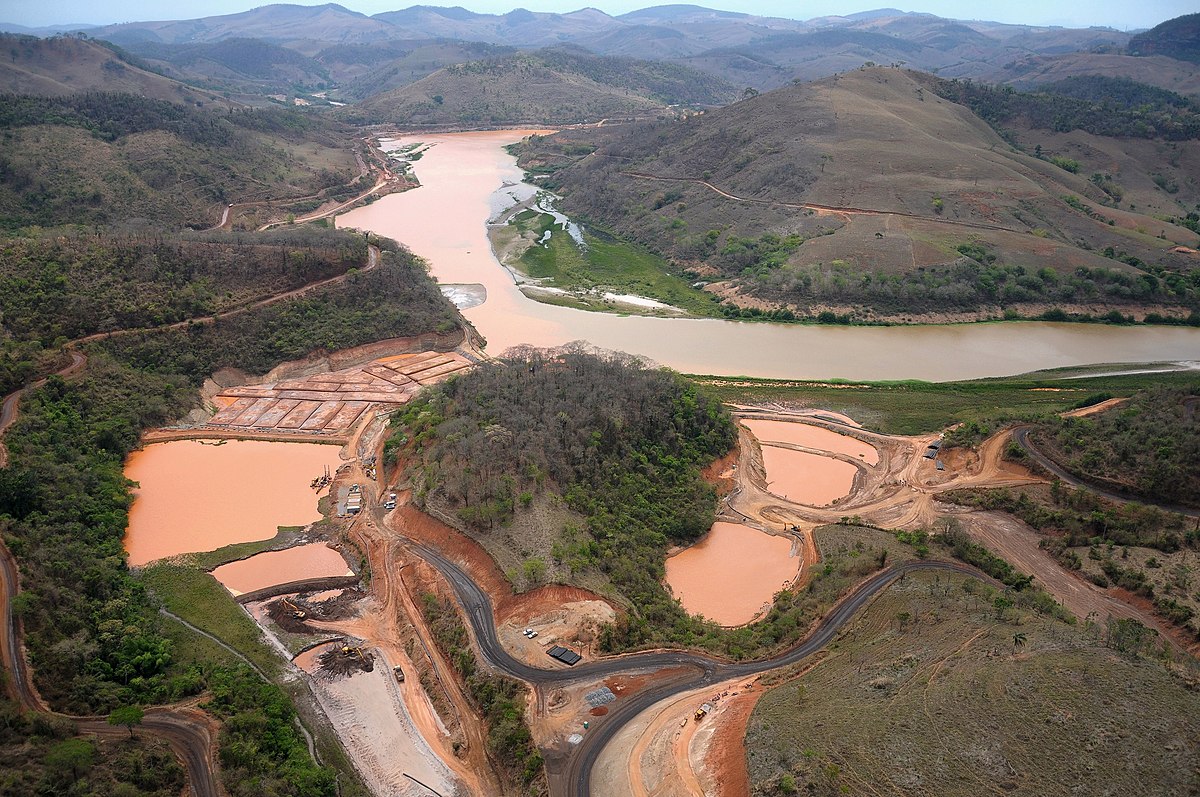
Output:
124,439,342,566
664,522,800,626
337,131,1200,382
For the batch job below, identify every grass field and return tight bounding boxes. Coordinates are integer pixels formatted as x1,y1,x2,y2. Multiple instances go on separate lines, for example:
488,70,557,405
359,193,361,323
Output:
746,570,1200,796
509,209,723,317
696,368,1200,435
139,564,283,678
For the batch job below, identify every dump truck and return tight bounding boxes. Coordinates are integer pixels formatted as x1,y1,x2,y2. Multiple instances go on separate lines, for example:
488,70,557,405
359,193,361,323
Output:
393,666,405,683
694,703,713,722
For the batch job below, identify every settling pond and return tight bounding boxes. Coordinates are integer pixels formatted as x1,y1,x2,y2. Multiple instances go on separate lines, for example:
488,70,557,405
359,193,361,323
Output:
124,439,342,566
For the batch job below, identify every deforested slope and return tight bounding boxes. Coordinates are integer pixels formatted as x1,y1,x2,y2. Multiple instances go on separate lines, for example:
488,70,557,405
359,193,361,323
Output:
518,67,1200,322
0,91,356,229
0,33,229,105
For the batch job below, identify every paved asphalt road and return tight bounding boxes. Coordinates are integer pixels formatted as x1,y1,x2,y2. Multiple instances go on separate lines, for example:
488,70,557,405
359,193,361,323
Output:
412,541,992,796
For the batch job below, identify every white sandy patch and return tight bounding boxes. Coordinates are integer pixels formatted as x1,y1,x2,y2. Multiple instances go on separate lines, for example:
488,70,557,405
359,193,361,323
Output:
307,651,460,797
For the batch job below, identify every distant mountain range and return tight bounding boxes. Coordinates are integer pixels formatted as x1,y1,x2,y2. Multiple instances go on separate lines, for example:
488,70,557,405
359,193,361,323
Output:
2,5,1196,105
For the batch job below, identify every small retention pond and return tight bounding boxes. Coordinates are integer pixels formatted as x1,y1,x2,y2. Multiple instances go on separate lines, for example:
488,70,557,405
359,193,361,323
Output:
664,522,800,626
743,419,878,465
124,439,342,566
760,447,859,506
212,543,353,597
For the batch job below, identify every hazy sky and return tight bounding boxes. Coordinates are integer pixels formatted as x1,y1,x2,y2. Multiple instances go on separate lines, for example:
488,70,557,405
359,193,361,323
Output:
2,0,1191,31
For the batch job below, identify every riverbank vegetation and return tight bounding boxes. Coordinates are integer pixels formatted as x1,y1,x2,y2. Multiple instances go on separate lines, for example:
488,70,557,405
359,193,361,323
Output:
0,237,462,794
695,369,1200,436
1027,385,1200,507
500,207,722,316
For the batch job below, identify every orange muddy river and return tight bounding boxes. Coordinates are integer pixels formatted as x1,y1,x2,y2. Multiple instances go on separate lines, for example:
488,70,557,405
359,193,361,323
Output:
124,440,343,566
664,522,800,626
743,419,878,465
337,131,1200,381
212,543,353,596
761,446,859,506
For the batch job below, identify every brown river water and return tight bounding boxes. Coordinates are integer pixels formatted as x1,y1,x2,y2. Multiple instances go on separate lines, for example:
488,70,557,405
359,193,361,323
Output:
663,522,800,626
124,440,342,566
338,130,1200,382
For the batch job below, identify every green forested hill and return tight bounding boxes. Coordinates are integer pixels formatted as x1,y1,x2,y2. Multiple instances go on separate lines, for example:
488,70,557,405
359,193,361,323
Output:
1032,385,1200,507
1128,13,1200,64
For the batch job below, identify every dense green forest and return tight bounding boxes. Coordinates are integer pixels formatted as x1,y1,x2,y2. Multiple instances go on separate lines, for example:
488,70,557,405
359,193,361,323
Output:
1030,385,1200,507
923,74,1200,141
0,228,370,394
0,239,463,794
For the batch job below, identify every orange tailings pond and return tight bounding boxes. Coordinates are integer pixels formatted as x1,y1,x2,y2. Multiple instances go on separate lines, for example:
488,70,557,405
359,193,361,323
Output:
664,522,800,626
742,419,878,465
212,544,353,596
760,447,859,506
124,440,343,566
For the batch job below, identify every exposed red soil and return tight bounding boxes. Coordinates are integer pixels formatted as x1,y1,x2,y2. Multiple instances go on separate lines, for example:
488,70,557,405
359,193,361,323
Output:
700,443,741,497
393,505,618,625
705,684,764,797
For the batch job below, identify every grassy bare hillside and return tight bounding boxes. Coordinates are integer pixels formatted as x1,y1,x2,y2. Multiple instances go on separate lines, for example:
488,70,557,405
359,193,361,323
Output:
120,38,331,96
348,48,736,126
518,68,1200,321
996,53,1200,99
0,93,355,229
745,570,1199,796
0,33,230,106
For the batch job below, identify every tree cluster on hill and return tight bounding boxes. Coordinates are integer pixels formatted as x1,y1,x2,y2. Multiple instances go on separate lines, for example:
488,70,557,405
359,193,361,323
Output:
1030,385,1200,507
95,246,460,386
0,228,372,395
0,92,347,229
1128,13,1200,64
922,74,1200,140
0,698,184,797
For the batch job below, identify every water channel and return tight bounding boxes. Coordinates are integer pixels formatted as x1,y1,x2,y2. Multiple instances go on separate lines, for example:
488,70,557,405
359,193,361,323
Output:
338,130,1200,381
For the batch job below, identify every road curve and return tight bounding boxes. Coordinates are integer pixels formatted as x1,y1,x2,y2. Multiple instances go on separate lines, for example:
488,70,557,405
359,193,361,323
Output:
2,540,220,796
411,540,992,796
1012,427,1200,519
